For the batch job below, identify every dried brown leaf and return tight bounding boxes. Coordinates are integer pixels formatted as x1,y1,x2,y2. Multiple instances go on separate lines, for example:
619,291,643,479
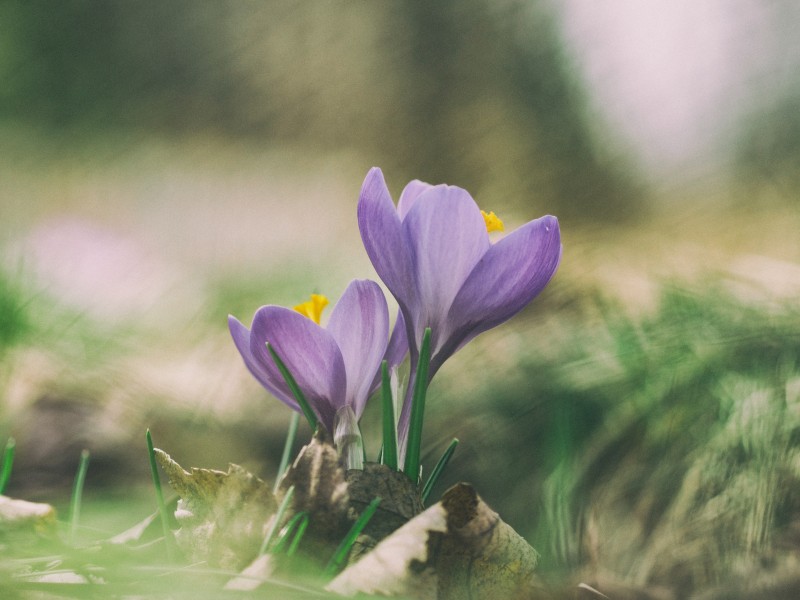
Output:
329,482,542,599
278,429,351,547
327,501,446,599
154,448,276,569
435,482,541,599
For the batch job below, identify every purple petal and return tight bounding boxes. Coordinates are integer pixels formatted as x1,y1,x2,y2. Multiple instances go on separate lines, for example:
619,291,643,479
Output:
229,315,299,410
438,215,562,372
250,306,347,432
357,168,415,311
368,309,410,395
326,279,389,417
402,185,490,355
397,180,433,221
384,309,409,369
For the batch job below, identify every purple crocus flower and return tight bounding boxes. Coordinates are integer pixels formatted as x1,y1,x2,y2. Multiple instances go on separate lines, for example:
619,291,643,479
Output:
358,167,562,443
228,279,407,433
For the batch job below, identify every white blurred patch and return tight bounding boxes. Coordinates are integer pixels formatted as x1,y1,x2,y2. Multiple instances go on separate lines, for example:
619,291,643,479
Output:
9,217,203,328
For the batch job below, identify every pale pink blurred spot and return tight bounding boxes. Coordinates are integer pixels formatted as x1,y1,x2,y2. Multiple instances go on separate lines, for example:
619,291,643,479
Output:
14,217,203,327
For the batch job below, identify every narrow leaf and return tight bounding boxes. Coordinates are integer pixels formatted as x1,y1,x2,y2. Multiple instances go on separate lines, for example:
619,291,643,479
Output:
404,327,432,482
274,412,300,494
325,496,382,577
380,361,398,470
421,438,459,504
271,510,309,556
259,484,295,555
266,342,318,431
69,449,90,545
0,437,15,494
146,429,175,561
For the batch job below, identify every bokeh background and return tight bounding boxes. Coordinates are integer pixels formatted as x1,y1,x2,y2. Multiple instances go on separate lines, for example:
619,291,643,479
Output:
2,1,800,594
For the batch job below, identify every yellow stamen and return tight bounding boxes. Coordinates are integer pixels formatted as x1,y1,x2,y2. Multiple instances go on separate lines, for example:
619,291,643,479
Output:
481,210,505,233
294,293,329,324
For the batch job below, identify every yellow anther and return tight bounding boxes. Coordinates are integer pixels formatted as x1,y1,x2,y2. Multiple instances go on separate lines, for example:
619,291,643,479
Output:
481,210,505,233
294,293,329,324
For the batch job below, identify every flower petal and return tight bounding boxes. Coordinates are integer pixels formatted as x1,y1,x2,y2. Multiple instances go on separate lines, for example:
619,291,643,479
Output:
368,309,410,395
402,185,490,355
250,306,347,432
357,168,415,315
228,315,299,410
397,179,433,221
326,279,389,417
438,215,562,372
384,309,409,370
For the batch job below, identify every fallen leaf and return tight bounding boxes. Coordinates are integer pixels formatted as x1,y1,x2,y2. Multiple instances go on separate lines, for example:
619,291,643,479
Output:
327,500,445,599
345,462,423,560
0,494,57,538
435,482,541,599
225,553,277,591
154,448,276,569
278,429,351,553
328,482,542,599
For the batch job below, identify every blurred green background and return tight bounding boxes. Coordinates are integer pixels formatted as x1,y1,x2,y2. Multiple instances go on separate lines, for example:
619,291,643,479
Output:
2,1,800,594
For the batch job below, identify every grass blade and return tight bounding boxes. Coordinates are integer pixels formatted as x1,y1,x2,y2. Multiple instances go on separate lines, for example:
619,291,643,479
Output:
0,436,16,494
421,438,459,504
285,513,309,557
146,429,175,561
274,412,300,494
324,496,381,577
380,360,398,470
271,510,309,556
260,484,295,555
403,327,432,482
266,342,318,431
68,449,90,545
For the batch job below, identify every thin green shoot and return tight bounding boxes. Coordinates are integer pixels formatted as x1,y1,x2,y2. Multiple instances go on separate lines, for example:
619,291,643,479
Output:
266,342,318,431
146,429,175,561
68,449,90,545
259,484,295,555
0,436,16,494
274,412,300,494
421,438,459,504
324,496,381,577
403,327,432,482
286,513,309,557
270,510,309,556
380,360,398,470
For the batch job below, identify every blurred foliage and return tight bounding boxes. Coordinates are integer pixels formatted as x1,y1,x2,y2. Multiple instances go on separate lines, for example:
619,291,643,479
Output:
734,91,800,204
0,269,31,355
434,280,800,590
0,0,643,221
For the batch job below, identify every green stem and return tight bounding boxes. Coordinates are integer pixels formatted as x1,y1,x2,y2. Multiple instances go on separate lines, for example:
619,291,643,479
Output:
274,412,300,494
266,343,319,431
403,327,432,482
380,360,398,470
286,514,309,557
69,449,90,545
146,429,175,561
271,511,309,556
260,485,295,555
0,437,16,494
421,438,459,504
325,496,381,577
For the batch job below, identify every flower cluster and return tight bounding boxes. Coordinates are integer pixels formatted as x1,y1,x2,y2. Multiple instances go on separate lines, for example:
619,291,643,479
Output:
229,167,561,474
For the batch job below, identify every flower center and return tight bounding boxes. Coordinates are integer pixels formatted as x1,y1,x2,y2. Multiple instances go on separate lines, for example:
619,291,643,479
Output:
294,293,329,324
481,210,504,233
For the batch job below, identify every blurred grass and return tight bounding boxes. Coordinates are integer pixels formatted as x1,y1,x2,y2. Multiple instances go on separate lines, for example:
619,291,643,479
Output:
421,278,800,592
0,268,31,354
